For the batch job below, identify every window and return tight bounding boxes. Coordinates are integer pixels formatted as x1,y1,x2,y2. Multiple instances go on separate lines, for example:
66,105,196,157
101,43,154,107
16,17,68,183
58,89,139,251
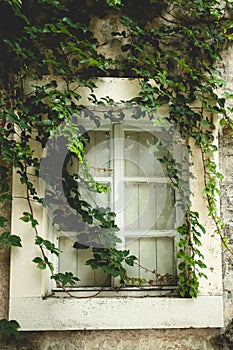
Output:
55,120,179,290
9,78,223,330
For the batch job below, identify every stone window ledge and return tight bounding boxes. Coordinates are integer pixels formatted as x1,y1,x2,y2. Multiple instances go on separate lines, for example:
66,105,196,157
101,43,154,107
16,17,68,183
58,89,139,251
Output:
9,295,223,331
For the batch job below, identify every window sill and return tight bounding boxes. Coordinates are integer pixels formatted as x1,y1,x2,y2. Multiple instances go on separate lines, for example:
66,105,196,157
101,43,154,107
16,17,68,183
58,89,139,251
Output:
52,286,178,298
9,295,223,331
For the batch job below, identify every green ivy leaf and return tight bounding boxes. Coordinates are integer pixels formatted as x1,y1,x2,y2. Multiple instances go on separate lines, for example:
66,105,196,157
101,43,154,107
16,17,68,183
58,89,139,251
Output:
32,257,46,270
0,216,8,227
51,272,80,286
0,319,20,338
0,232,22,248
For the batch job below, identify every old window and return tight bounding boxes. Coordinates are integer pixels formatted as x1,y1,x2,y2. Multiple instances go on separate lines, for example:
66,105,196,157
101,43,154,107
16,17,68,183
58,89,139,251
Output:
54,119,181,291
9,78,223,330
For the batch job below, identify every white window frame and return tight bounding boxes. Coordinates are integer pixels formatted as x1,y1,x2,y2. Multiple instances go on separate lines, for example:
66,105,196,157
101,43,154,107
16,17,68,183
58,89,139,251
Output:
9,78,223,330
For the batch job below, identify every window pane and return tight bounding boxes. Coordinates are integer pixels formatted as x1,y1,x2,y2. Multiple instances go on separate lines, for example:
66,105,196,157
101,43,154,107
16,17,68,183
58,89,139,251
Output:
124,130,169,177
125,237,176,286
124,183,175,231
157,237,175,277
79,182,111,209
59,238,110,287
124,237,139,279
59,236,77,276
86,130,111,177
139,237,157,281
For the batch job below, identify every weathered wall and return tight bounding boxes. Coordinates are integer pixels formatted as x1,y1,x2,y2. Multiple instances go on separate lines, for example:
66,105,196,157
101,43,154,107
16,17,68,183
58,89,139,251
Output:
3,329,221,350
0,161,11,349
1,14,233,350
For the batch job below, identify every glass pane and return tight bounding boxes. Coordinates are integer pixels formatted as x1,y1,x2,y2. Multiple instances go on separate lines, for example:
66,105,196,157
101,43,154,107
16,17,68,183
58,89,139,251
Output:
124,131,139,176
139,237,157,281
80,182,111,209
124,130,170,177
125,237,175,286
124,183,175,231
77,248,111,287
59,238,110,287
157,237,175,284
59,236,78,276
125,238,140,279
86,130,111,177
76,247,95,286
155,184,175,230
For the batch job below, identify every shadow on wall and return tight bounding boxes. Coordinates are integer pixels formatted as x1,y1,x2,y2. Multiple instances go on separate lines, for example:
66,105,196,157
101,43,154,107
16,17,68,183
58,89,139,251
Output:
0,335,36,350
214,319,233,350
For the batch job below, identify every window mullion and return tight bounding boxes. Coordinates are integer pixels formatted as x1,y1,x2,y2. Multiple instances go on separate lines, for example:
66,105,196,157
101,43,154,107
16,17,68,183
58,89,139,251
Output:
112,124,125,243
111,124,125,287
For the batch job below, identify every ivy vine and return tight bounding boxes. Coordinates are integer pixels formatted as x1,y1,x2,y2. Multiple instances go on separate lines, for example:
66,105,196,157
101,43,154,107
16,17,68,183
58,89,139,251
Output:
0,0,233,336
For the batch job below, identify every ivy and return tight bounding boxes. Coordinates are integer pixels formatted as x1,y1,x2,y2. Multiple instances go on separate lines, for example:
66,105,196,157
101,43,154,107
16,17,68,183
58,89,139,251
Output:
0,319,20,338
86,247,137,277
35,236,60,256
51,272,80,286
0,232,22,248
0,4,232,336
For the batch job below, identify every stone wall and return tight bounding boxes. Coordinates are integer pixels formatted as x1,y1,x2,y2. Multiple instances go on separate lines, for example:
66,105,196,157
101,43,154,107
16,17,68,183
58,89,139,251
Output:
3,329,221,350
